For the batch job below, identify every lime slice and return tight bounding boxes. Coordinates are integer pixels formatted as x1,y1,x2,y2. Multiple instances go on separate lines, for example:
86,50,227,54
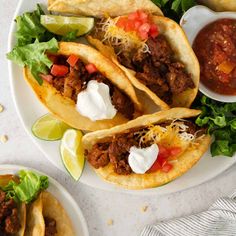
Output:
60,129,85,180
32,114,70,141
40,15,94,36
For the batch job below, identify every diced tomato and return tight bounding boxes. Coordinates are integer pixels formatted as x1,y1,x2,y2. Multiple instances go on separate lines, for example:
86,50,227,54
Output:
40,74,53,83
67,54,79,67
157,155,167,167
158,146,170,159
169,147,182,156
161,163,173,173
149,24,159,38
47,54,58,64
137,10,148,23
139,23,151,33
134,20,142,30
116,17,128,29
147,145,180,173
85,63,97,74
148,160,161,173
138,23,151,40
125,21,135,32
51,64,69,77
128,11,139,21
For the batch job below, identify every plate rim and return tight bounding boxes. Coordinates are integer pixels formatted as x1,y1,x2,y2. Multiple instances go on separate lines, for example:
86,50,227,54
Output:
0,164,89,236
7,0,236,196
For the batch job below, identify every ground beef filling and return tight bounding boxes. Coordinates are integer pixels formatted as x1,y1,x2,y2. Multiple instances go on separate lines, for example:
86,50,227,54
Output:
86,121,201,175
49,56,135,120
117,35,195,104
44,217,57,236
0,190,21,236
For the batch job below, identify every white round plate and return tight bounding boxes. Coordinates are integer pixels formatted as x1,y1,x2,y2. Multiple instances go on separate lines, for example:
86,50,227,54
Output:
8,0,236,195
0,164,89,236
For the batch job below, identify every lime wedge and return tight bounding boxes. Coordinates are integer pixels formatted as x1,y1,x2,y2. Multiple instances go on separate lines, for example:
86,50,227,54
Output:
60,129,85,181
32,114,70,141
40,15,94,36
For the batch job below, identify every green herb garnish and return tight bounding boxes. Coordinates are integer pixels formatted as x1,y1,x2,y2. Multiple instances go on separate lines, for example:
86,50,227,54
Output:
194,95,236,157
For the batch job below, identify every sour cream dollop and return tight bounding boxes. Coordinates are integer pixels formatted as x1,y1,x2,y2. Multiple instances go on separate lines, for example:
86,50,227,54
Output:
128,144,159,174
76,80,117,121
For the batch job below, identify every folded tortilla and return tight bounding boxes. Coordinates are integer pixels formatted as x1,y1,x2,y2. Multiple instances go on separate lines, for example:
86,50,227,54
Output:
25,191,75,236
24,42,142,131
88,15,200,110
48,0,163,18
197,0,236,11
83,108,211,189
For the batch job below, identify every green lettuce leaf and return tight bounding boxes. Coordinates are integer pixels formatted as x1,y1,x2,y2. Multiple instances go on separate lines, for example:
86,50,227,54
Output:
193,95,236,157
15,4,51,46
7,38,58,85
151,0,196,22
1,170,49,204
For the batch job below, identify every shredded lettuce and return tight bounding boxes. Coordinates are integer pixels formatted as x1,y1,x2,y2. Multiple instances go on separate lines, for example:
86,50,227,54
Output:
1,170,49,204
194,95,236,157
7,38,58,85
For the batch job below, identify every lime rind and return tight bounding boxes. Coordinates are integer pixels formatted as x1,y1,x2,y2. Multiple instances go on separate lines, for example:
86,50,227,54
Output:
60,129,85,181
40,15,95,37
32,114,70,141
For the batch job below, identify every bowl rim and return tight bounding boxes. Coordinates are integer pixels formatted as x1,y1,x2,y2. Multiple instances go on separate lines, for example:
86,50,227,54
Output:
180,5,236,103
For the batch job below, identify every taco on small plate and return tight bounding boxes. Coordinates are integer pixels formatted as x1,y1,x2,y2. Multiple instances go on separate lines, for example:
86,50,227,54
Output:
24,42,143,131
25,191,75,236
88,10,200,111
83,108,211,189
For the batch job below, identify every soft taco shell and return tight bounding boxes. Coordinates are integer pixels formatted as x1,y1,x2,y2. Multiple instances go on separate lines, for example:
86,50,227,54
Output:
197,0,236,11
24,42,142,131
48,0,163,18
25,194,45,236
25,192,75,236
88,15,200,109
40,191,75,236
83,108,211,189
17,203,26,236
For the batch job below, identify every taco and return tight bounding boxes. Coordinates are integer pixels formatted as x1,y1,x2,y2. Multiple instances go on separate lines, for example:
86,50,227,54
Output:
197,0,236,11
87,11,200,110
83,108,211,189
24,42,143,131
0,175,26,236
48,0,163,18
25,191,75,236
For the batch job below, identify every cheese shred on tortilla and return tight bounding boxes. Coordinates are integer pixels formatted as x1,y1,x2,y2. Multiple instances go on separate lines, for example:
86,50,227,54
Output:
99,17,149,54
137,120,196,148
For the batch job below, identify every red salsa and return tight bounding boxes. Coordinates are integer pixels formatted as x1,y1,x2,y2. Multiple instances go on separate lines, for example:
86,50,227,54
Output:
193,19,236,95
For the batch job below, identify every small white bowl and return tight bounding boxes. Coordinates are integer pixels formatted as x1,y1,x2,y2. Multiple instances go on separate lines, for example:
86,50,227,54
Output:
180,5,236,103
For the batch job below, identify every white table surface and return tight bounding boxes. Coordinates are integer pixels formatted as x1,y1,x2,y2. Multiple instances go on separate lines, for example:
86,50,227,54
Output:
1,2,236,236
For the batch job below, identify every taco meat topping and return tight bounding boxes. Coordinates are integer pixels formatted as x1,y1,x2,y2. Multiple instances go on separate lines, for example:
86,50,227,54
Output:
44,217,57,236
42,55,135,120
0,190,21,235
86,120,204,175
117,35,195,104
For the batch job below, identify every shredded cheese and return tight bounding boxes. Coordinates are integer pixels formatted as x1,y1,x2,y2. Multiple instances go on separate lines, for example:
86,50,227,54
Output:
99,17,150,55
136,120,199,148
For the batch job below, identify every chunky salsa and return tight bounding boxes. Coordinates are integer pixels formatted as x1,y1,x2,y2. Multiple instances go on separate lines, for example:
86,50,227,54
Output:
193,19,236,95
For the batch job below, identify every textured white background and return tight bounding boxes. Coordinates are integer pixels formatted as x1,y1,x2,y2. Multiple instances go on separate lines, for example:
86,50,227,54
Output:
1,1,236,236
